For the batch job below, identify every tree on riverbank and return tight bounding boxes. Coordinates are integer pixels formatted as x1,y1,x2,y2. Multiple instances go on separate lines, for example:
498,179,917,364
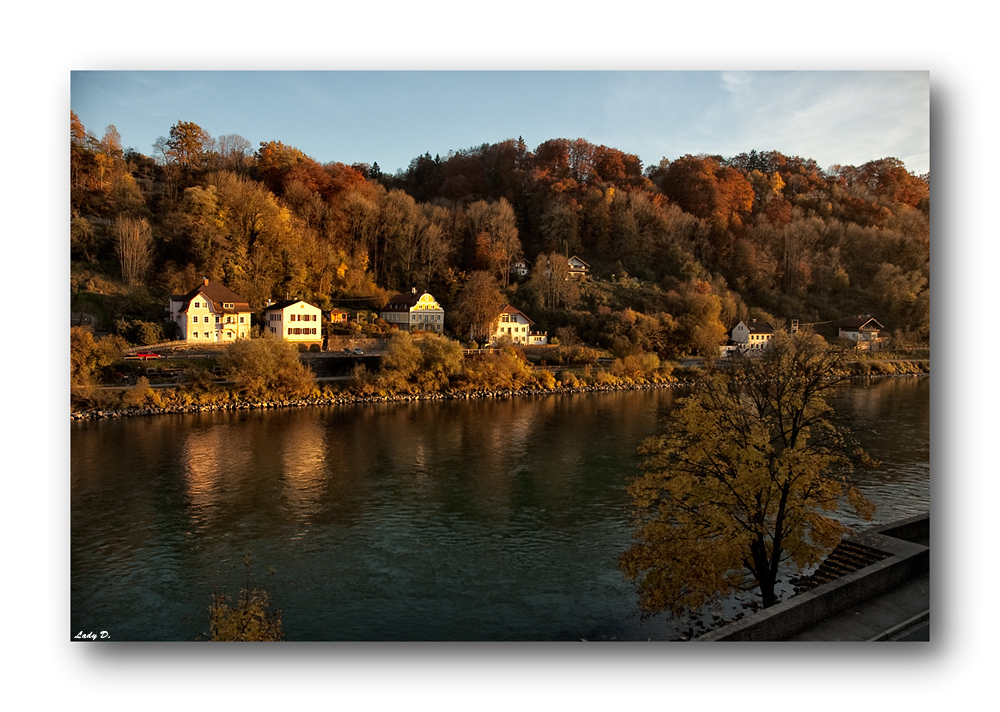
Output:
220,333,315,399
620,331,876,616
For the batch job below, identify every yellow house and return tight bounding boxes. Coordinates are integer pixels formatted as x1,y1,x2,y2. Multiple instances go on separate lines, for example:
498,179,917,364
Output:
380,289,445,333
168,278,252,343
262,299,324,348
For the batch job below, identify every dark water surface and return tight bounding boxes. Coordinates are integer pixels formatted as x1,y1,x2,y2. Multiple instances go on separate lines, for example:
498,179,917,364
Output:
70,377,929,641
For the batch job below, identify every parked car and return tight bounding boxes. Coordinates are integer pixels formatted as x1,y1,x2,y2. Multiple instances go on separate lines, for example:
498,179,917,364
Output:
353,348,364,355
135,352,161,360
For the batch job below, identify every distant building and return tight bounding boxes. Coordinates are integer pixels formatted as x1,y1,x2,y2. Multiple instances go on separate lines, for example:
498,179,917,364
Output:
567,255,590,280
489,305,547,346
263,299,323,348
168,278,252,343
731,319,775,352
837,315,884,348
380,289,445,333
328,308,348,325
510,259,529,279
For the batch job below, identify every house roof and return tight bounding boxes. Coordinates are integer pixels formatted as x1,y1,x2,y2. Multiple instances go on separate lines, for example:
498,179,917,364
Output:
568,255,590,268
737,319,775,335
837,315,884,331
263,298,318,313
500,304,534,325
172,279,250,314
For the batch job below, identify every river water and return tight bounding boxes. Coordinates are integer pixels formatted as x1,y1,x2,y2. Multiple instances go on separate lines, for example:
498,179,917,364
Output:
70,377,929,641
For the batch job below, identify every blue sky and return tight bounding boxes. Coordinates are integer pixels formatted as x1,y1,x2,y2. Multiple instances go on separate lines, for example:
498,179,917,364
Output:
71,70,930,176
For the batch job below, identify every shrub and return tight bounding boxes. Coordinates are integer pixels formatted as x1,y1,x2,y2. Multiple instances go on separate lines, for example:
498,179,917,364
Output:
534,369,557,390
221,334,315,400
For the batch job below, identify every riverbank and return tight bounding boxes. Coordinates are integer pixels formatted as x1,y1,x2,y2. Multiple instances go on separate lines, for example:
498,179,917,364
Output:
69,367,928,421
70,378,697,421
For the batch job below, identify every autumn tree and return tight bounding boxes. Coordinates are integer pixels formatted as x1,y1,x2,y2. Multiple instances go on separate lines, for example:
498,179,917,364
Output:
620,331,875,617
526,252,579,313
221,333,316,399
70,327,127,386
113,215,154,286
466,198,522,287
209,553,283,642
451,271,505,344
165,120,214,170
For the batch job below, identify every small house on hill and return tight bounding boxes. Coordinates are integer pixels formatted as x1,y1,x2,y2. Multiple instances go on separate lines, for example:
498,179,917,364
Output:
490,305,547,346
380,289,445,333
568,256,590,280
168,278,252,343
837,315,884,348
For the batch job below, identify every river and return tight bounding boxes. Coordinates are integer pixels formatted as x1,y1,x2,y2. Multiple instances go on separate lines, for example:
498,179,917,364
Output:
70,377,929,641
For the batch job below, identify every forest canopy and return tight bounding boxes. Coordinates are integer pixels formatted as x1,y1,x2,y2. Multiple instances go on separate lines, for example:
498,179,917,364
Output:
70,114,930,355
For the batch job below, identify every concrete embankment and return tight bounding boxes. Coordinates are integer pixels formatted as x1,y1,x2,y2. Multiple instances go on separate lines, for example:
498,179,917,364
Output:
695,513,930,642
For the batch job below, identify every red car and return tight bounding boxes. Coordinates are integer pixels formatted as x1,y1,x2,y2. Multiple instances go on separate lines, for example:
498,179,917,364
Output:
135,352,161,360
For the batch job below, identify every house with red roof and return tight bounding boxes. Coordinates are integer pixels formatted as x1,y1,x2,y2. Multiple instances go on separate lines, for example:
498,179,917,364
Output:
167,278,252,343
489,305,547,346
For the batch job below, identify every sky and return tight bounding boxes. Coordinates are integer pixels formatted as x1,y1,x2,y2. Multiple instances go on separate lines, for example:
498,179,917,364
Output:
70,70,930,176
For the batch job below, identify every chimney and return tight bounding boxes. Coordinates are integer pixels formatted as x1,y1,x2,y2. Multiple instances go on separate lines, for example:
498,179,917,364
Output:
203,277,209,286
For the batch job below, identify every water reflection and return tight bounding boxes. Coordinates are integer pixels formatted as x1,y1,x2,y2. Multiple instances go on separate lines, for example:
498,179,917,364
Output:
71,379,928,641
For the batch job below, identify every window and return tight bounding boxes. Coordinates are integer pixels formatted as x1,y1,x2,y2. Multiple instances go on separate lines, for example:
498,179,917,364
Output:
193,316,199,323
239,316,244,323
215,316,220,323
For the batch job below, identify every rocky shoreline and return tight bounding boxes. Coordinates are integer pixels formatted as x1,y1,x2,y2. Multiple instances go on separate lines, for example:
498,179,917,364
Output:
70,370,928,422
69,379,695,421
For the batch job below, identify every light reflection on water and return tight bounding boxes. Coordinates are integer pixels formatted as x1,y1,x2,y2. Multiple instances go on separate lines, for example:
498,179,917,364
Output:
71,378,929,641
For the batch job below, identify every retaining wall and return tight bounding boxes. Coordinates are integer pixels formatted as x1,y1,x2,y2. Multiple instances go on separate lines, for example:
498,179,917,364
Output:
696,513,929,642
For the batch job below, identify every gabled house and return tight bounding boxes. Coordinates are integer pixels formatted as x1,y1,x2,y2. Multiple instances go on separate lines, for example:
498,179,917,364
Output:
380,289,445,333
568,256,590,280
837,315,884,348
263,299,323,348
168,278,252,343
510,260,529,279
489,305,547,346
731,319,775,352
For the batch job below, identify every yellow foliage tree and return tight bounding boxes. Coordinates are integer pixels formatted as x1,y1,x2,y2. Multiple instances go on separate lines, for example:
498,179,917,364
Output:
620,331,875,616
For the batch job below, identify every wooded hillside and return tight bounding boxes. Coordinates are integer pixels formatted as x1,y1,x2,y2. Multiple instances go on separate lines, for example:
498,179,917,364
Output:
70,113,930,357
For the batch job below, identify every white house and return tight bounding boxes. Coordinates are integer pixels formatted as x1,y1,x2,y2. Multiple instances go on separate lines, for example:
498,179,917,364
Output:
837,315,884,348
263,299,323,348
380,289,445,333
568,255,590,280
510,259,529,279
731,319,775,352
489,305,547,346
168,278,252,343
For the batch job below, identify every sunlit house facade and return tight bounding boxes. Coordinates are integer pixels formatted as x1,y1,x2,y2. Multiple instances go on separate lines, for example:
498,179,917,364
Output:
380,289,445,333
263,299,323,348
489,305,547,346
168,278,252,343
731,319,775,352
